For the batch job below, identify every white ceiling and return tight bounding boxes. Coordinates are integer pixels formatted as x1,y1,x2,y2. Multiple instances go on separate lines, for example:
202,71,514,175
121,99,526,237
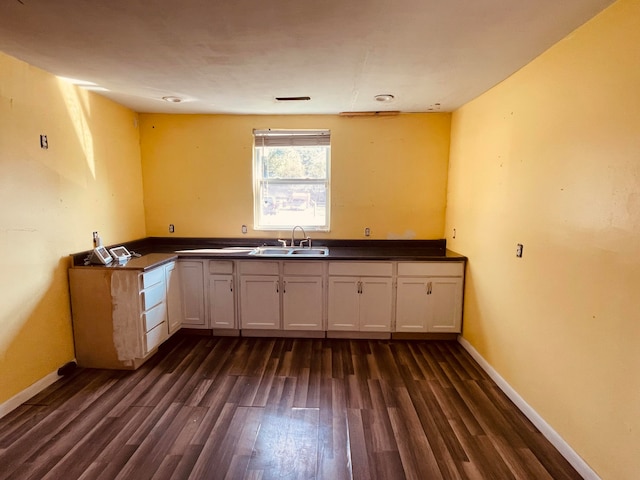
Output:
0,0,615,115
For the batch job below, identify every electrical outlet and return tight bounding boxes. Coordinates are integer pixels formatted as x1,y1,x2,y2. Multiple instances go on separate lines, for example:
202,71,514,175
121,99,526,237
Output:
169,224,175,233
40,134,48,149
516,243,523,257
242,225,248,234
364,227,371,237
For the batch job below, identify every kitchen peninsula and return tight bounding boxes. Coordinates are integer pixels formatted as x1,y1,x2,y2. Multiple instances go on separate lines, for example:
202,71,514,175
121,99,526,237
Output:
68,238,466,369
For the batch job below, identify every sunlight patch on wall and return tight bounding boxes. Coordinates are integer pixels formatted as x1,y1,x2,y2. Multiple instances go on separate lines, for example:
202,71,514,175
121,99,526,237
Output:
56,77,96,179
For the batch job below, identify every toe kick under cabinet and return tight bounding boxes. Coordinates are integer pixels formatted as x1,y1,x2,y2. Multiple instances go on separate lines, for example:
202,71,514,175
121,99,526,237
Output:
69,259,180,369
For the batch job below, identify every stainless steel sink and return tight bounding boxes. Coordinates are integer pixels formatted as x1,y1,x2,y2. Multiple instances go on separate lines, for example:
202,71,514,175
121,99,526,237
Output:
290,247,329,255
249,246,329,257
175,247,256,254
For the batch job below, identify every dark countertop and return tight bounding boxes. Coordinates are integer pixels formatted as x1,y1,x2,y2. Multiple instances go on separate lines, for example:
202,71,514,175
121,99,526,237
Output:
70,252,178,271
174,247,466,261
70,237,466,268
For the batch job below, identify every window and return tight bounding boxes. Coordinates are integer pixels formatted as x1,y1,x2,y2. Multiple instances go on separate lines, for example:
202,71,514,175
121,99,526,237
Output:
253,129,330,231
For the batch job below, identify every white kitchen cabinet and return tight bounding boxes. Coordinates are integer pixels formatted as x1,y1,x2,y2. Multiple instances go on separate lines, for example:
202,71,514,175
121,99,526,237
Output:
282,261,324,331
238,261,325,331
208,260,236,330
327,262,393,332
68,259,177,369
427,277,464,332
178,260,207,328
327,277,360,330
240,275,280,329
165,261,182,334
239,261,280,329
395,262,464,333
359,277,394,331
140,267,169,352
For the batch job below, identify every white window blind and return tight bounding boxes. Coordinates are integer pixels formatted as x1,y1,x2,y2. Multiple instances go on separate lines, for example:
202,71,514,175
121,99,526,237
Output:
253,129,331,147
253,129,331,231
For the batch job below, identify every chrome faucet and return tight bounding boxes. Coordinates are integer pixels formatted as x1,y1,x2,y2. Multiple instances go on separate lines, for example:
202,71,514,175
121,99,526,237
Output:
291,225,307,247
300,236,312,248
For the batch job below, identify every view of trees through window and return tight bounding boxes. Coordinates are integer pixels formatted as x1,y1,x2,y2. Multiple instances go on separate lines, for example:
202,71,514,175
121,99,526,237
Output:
254,137,330,230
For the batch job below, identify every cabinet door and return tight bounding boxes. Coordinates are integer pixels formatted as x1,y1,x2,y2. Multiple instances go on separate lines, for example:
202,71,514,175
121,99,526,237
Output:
327,277,360,330
165,261,182,334
178,261,207,328
396,278,431,332
359,277,393,331
209,274,236,329
283,276,323,330
428,277,463,333
240,275,280,329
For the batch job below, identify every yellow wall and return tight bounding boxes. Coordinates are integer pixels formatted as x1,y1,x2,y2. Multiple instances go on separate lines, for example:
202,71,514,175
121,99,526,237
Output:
445,0,640,478
0,52,146,404
139,113,451,239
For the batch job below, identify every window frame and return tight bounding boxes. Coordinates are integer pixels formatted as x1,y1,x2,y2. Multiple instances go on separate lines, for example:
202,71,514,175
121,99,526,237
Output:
252,129,331,232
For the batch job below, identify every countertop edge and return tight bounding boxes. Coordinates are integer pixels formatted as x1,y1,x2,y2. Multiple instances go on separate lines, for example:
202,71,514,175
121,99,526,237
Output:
70,238,467,267
69,253,178,271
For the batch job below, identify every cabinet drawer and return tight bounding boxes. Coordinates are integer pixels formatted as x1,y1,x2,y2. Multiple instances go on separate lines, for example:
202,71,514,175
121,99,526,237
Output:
141,282,166,310
143,302,167,332
397,262,464,277
141,267,165,289
283,261,323,276
328,262,392,277
145,321,167,352
209,260,234,274
239,261,279,275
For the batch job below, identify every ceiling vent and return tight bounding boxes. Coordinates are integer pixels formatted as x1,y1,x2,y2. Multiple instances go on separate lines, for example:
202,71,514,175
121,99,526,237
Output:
275,96,311,102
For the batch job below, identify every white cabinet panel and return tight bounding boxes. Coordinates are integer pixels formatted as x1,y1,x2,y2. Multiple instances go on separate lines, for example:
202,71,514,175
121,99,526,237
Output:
328,275,392,332
395,262,464,334
328,262,392,276
327,277,360,330
428,277,463,333
240,275,280,329
141,267,165,289
143,302,167,332
145,322,167,353
165,261,182,334
141,282,165,310
396,278,432,332
397,262,463,277
283,276,323,330
209,274,236,329
359,277,393,331
179,260,207,328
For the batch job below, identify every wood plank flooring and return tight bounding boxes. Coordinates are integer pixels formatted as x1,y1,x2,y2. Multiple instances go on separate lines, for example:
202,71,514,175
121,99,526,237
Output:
0,334,582,479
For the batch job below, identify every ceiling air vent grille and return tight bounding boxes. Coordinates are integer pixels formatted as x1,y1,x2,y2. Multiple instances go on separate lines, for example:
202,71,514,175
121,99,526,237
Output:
275,96,311,102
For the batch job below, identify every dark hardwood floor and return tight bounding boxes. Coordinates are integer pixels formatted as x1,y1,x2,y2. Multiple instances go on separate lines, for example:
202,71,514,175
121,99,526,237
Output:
0,334,582,479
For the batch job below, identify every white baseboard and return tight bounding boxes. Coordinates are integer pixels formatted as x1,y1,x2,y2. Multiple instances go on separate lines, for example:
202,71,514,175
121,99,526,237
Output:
457,336,600,480
0,369,62,419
